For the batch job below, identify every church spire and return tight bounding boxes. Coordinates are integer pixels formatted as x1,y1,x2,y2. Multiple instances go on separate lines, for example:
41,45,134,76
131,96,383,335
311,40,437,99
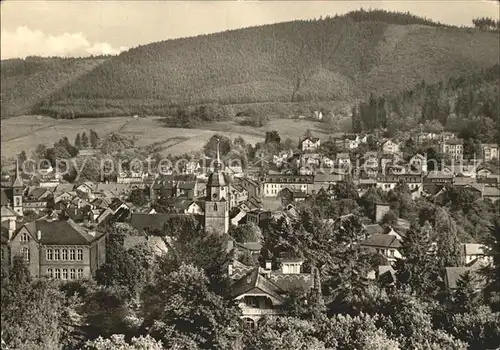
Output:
12,159,23,188
214,137,221,172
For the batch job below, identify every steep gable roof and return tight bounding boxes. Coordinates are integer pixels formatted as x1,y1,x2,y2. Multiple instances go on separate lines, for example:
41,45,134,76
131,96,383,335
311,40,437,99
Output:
361,234,401,249
229,268,286,303
18,219,101,245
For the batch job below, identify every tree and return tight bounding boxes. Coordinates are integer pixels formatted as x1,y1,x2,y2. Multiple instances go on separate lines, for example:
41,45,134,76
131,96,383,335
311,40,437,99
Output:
265,130,281,144
17,150,27,165
81,132,89,149
204,134,232,158
331,180,359,200
90,129,100,149
245,317,325,350
395,224,441,297
127,188,148,207
376,292,466,349
381,210,398,225
75,133,82,149
324,114,340,134
452,270,482,313
434,207,462,270
84,334,163,350
33,144,47,160
1,272,80,350
481,218,500,308
95,228,147,297
142,264,241,349
229,223,262,243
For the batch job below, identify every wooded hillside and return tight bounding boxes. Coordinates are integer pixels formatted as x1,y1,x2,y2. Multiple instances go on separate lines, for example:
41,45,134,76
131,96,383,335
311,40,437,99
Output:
2,10,499,118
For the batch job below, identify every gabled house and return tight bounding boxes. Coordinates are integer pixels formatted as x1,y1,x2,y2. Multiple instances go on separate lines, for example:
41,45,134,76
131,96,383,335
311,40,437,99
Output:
359,234,402,264
9,218,107,279
228,258,315,326
300,137,321,152
480,143,499,162
439,138,464,161
376,174,423,198
381,140,401,154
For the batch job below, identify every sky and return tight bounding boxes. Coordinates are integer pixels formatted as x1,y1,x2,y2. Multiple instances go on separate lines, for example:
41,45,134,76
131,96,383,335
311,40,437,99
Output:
1,0,499,59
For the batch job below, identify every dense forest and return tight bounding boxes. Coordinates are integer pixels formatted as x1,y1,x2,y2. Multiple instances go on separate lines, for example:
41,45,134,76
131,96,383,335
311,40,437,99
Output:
352,64,500,144
1,10,498,119
0,56,108,117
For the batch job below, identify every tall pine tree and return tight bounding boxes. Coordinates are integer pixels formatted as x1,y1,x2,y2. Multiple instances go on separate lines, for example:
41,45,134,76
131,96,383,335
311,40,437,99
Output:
81,132,89,149
74,133,81,149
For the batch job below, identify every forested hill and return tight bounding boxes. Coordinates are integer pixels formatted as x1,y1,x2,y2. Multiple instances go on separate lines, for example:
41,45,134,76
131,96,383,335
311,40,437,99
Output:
1,56,109,117
3,10,500,118
352,64,500,144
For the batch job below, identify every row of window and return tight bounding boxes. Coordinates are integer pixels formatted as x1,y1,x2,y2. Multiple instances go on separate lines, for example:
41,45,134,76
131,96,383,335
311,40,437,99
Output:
47,268,84,280
46,248,83,261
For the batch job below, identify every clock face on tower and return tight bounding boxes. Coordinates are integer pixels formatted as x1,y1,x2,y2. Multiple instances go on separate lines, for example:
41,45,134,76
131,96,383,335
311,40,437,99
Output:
212,193,217,199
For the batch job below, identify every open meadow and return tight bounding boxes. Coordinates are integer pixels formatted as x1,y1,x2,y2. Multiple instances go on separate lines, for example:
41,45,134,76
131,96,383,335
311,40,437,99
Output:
1,115,352,159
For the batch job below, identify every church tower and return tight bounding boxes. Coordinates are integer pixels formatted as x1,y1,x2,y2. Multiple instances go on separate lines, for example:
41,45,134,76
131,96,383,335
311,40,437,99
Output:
11,159,24,216
204,139,229,234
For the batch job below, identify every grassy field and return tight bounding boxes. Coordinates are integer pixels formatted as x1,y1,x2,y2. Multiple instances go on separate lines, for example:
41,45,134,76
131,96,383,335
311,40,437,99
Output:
1,115,351,159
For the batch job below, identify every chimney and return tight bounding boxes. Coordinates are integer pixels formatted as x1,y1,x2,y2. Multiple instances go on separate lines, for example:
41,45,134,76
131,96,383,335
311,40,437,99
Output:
265,260,272,270
37,230,41,240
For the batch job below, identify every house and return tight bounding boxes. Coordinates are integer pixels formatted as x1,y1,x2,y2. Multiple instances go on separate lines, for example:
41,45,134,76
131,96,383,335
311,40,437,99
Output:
476,165,498,179
149,175,198,200
342,134,360,149
116,171,147,184
439,138,464,161
462,243,491,266
414,132,438,144
311,174,343,193
322,156,335,168
376,174,423,198
409,154,427,174
245,209,272,230
75,182,97,195
273,150,294,168
278,188,307,206
8,218,107,279
423,171,454,195
381,140,401,154
301,153,321,167
229,184,249,209
444,267,486,291
480,143,499,162
226,165,244,178
313,110,323,120
442,162,478,178
228,257,315,326
300,137,321,152
359,234,402,264
437,132,458,143
262,174,314,197
23,187,53,213
238,177,262,200
335,153,351,170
